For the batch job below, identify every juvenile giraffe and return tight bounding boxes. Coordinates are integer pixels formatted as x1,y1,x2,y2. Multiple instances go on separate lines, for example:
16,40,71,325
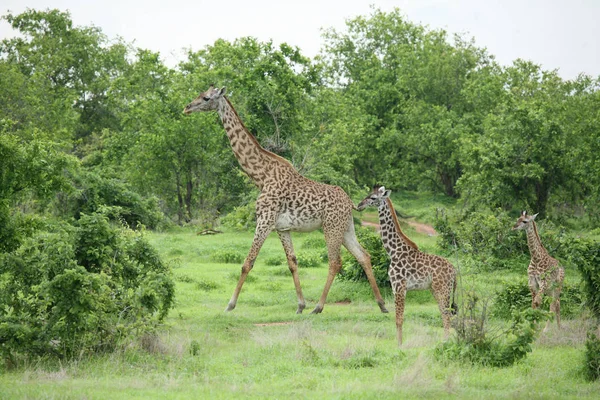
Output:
512,210,564,330
357,186,457,346
183,86,388,314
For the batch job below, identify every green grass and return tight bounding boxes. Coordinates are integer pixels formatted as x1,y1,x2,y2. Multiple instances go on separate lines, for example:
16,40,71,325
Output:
1,222,598,399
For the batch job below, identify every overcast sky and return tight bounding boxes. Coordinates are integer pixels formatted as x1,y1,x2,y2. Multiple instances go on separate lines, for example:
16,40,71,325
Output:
1,0,598,80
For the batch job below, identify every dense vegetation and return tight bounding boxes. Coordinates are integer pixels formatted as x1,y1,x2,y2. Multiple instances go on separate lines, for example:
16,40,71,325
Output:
1,6,600,387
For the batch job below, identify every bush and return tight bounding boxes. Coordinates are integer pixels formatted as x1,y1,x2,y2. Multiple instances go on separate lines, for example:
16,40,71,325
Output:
210,249,245,264
302,236,326,249
492,280,584,320
340,225,390,287
220,201,256,231
0,211,174,363
265,255,285,266
435,291,547,367
297,251,323,268
585,332,600,381
563,237,600,320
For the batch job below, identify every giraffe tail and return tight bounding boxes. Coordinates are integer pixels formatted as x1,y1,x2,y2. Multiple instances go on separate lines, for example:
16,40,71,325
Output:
450,278,458,315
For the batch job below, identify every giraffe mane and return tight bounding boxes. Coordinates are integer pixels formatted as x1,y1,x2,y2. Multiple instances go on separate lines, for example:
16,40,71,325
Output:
385,198,419,250
530,220,547,252
224,97,294,169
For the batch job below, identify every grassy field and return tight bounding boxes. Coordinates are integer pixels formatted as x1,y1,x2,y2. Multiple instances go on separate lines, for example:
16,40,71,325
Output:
1,200,599,399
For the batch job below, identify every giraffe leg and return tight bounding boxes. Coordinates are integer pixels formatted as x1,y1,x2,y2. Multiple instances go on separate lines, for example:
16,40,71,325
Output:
528,273,540,309
394,282,407,346
225,222,272,312
432,282,453,339
311,228,343,314
277,231,306,314
551,267,565,329
343,221,388,313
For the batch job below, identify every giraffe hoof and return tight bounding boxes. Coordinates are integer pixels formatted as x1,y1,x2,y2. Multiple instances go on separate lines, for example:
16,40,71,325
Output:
225,303,236,312
378,302,389,313
296,303,306,314
310,305,323,314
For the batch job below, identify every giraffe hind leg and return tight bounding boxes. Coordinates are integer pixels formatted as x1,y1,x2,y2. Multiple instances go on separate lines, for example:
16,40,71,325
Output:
277,230,306,314
343,221,388,313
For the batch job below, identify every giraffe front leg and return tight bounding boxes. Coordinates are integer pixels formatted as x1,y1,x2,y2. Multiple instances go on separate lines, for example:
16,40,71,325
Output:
528,273,540,309
225,221,272,312
277,231,306,314
394,282,407,347
550,267,564,329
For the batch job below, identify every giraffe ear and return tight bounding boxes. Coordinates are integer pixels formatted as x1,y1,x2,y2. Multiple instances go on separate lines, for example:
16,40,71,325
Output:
382,190,391,198
219,87,227,96
530,213,539,220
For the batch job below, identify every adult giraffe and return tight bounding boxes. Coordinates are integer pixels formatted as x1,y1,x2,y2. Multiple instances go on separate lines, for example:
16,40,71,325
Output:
184,86,388,315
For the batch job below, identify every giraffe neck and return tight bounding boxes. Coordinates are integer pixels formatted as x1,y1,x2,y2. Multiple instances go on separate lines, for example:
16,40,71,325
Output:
216,97,293,187
525,222,548,263
377,198,419,256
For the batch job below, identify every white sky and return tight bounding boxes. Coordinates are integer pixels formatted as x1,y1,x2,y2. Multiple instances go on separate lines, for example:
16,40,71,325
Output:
1,0,598,80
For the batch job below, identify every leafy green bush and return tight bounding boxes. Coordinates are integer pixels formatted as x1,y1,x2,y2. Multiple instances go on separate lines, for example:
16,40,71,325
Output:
585,332,600,381
302,236,326,249
340,225,390,287
562,237,600,320
220,201,256,230
297,251,323,268
492,280,583,320
210,249,245,264
265,255,285,266
67,170,164,229
436,292,547,367
0,212,174,363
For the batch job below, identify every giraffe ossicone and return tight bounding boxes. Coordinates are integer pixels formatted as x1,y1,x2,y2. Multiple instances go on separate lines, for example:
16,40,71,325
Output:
184,86,389,315
357,186,458,346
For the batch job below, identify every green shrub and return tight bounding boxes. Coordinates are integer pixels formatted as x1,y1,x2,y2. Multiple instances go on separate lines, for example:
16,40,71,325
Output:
210,249,245,264
265,255,285,266
0,211,174,363
220,201,256,231
436,292,547,367
297,251,323,268
585,332,600,381
340,225,390,287
492,280,584,320
563,237,600,320
302,236,326,249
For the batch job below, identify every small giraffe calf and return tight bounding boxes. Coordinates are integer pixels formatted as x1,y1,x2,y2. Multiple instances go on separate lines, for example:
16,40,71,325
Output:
512,211,564,330
357,186,457,346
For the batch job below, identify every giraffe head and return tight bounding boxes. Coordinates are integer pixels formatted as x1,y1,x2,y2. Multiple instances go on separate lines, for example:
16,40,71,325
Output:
183,85,227,114
512,210,538,230
356,185,391,211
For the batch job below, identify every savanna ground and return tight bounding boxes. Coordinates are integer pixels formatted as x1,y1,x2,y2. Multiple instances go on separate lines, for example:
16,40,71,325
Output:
1,194,599,399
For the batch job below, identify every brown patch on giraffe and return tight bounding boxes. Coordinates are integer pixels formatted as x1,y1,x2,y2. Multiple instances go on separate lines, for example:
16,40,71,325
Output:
253,321,294,327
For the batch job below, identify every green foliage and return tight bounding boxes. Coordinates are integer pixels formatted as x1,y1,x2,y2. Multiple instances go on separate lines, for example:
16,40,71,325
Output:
0,212,174,362
296,251,323,268
264,255,285,266
565,237,600,319
585,332,600,381
210,249,245,264
492,280,583,320
220,202,257,231
340,225,390,287
436,293,547,367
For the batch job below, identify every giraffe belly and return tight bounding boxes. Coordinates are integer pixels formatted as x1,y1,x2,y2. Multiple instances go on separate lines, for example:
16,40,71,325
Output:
275,212,322,232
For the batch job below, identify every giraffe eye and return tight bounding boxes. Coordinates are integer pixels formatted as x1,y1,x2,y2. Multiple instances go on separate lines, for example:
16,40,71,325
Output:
203,96,210,101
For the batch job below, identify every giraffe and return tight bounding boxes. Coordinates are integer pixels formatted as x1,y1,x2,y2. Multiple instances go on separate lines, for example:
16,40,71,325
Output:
183,86,388,315
512,210,564,330
357,186,457,346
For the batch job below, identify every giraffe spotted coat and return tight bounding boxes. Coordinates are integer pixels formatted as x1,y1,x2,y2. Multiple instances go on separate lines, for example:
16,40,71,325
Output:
357,186,457,346
513,211,564,329
184,86,388,315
